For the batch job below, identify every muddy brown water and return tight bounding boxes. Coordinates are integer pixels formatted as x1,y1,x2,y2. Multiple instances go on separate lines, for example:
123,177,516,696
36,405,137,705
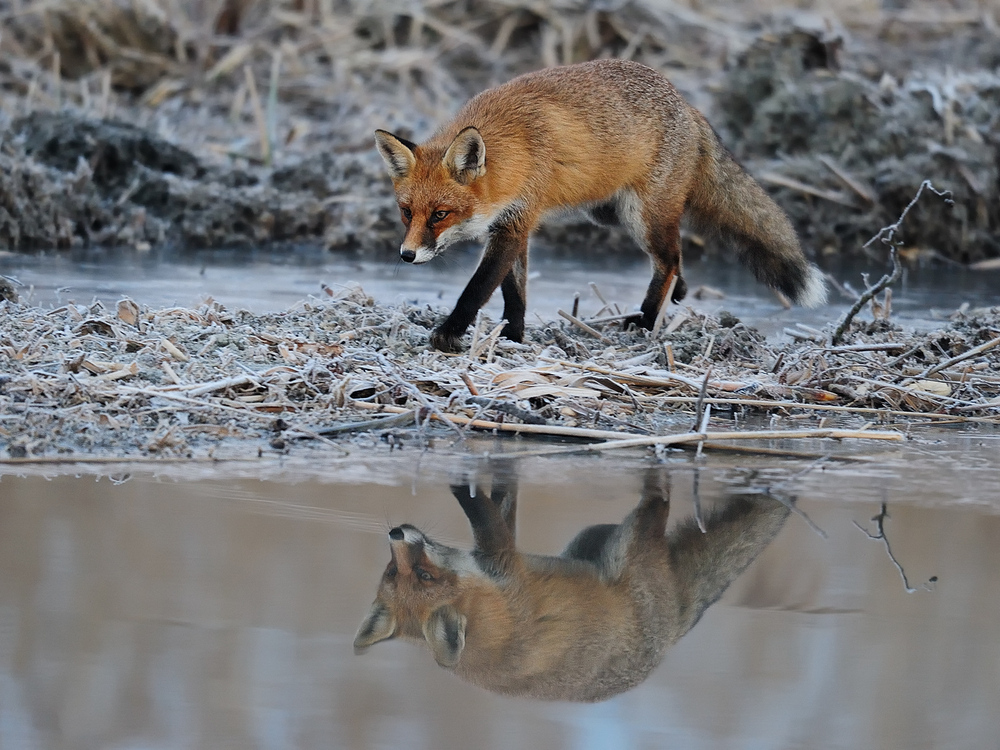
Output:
0,249,998,748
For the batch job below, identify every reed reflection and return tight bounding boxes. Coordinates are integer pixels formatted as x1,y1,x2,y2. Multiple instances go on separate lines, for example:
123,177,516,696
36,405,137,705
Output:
355,466,790,701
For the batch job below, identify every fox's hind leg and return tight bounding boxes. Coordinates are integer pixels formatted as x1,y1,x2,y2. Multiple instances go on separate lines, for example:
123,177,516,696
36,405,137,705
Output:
635,469,671,537
618,190,688,330
562,524,617,564
498,245,528,344
592,469,671,580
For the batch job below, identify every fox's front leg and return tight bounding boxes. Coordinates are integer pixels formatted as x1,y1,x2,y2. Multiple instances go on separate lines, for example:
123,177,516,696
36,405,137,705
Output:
498,245,528,344
488,466,518,537
430,222,529,353
449,481,516,570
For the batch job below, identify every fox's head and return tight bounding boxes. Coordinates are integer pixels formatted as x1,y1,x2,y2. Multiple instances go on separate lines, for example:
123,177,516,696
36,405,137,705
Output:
375,127,491,264
354,524,470,669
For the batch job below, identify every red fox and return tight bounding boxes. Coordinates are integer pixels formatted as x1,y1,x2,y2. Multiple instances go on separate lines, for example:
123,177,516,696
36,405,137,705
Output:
375,58,827,352
354,469,790,701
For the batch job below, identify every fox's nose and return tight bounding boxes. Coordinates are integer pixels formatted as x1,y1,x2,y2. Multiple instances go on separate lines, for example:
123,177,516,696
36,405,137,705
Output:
388,527,405,541
400,249,416,263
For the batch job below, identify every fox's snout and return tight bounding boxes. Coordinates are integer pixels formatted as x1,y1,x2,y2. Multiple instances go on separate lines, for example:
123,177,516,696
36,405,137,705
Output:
389,524,425,543
399,242,437,264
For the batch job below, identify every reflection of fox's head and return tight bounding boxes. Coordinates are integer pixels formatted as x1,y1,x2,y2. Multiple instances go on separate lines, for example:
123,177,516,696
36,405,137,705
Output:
375,128,495,265
354,524,473,668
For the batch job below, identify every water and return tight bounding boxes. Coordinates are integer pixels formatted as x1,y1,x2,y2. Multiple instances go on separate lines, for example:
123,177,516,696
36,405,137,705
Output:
2,245,997,337
0,451,997,749
0,247,998,748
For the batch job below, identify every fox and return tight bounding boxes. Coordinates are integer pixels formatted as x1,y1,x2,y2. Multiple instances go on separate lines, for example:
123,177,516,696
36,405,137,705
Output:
354,468,790,701
374,58,827,353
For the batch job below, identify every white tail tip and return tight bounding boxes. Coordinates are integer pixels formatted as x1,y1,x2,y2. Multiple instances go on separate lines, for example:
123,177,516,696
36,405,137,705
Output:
796,264,829,308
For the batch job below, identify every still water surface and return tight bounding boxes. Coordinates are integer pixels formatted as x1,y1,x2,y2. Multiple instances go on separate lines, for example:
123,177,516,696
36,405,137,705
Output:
1,447,999,749
0,248,998,748
3,244,999,336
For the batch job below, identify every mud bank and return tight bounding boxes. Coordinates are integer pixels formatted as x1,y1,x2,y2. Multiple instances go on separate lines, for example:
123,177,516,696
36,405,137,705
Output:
0,3,998,265
718,26,1000,265
0,112,393,250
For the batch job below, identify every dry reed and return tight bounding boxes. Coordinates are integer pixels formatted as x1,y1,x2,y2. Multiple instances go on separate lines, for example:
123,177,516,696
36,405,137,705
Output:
0,285,996,461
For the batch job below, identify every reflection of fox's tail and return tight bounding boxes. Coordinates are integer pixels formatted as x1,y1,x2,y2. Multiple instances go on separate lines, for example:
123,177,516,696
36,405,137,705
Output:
687,118,828,307
669,493,791,633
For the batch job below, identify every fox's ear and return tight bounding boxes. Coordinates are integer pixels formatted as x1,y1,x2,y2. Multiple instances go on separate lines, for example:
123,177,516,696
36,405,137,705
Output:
374,130,417,179
443,127,486,185
354,601,396,654
422,605,467,669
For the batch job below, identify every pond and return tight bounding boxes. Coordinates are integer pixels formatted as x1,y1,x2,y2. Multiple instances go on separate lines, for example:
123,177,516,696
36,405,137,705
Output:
3,244,998,337
0,445,998,749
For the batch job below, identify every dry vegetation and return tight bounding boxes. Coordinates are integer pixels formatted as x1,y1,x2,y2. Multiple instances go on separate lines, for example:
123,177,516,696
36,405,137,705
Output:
0,0,998,265
1,283,997,462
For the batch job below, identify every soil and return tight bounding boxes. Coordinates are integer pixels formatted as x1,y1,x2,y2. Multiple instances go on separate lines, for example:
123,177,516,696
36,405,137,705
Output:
717,24,1000,265
0,111,370,250
0,2,997,266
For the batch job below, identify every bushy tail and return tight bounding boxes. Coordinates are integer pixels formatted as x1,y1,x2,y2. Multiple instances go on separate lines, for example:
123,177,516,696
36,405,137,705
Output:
668,493,791,634
686,119,827,307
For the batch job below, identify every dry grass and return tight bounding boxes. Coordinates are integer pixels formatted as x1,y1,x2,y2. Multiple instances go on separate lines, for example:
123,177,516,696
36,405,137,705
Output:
2,0,994,144
0,283,997,462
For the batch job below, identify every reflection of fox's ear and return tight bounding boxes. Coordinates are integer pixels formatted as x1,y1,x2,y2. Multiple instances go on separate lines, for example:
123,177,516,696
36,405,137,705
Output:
374,130,417,179
443,127,486,185
354,601,396,654
423,605,467,669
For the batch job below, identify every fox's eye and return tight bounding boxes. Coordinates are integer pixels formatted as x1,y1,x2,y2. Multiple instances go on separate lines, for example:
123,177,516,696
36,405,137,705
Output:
400,207,412,222
431,210,449,223
414,567,434,581
386,564,398,579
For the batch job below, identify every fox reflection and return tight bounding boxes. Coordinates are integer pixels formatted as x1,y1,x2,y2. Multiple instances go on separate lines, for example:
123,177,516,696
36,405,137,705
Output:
354,469,789,701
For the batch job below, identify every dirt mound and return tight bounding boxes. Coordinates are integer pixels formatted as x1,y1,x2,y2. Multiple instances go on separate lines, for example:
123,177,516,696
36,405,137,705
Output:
0,111,398,250
0,2,997,268
17,111,203,187
716,24,1000,265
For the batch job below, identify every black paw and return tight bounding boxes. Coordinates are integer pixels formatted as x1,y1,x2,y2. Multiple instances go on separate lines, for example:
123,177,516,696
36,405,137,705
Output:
622,312,648,331
430,327,465,353
500,322,524,343
670,275,688,303
448,481,475,503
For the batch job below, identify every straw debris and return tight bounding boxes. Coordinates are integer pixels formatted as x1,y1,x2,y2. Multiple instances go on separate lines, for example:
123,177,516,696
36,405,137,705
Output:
1,288,997,461
718,22,1000,265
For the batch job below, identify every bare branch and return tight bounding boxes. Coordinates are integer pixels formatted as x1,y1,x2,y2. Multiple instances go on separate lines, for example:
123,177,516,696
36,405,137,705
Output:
831,180,953,345
853,502,938,593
